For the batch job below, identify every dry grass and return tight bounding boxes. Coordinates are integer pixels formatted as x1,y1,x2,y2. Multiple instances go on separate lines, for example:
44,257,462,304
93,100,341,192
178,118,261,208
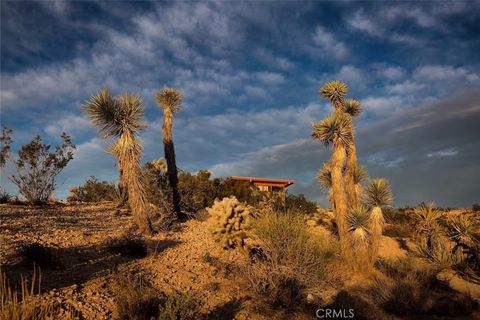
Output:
157,291,200,320
113,273,160,320
1,268,79,320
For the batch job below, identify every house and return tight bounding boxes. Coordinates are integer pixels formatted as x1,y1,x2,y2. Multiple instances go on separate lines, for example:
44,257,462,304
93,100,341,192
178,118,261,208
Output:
229,176,295,192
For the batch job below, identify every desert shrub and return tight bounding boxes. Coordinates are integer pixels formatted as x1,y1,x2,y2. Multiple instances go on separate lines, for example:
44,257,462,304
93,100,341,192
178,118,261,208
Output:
370,258,478,317
157,291,200,320
106,235,148,259
9,133,75,204
67,176,116,203
114,183,129,207
414,202,446,259
0,127,13,169
245,211,335,307
0,187,11,204
19,244,56,269
383,207,416,226
447,214,480,270
285,194,317,215
114,273,160,320
472,203,480,212
367,259,436,316
143,162,176,215
178,170,218,215
207,196,255,249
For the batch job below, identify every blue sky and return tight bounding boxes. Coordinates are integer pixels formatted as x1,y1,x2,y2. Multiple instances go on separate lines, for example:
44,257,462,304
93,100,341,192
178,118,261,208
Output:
1,1,479,207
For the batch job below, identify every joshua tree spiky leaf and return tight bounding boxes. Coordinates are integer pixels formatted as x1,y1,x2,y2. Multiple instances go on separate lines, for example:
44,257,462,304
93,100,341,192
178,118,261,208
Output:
414,202,445,258
316,162,332,190
347,204,371,244
82,88,147,139
353,165,368,185
311,113,352,148
319,80,348,102
343,99,362,117
155,87,183,113
449,215,479,247
363,178,393,207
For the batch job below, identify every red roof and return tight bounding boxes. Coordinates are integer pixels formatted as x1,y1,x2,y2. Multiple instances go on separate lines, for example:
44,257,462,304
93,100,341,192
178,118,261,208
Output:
229,176,295,187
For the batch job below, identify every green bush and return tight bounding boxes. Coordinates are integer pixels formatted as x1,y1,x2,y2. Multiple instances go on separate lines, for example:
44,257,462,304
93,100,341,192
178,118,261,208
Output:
68,176,117,202
9,133,75,204
286,194,317,215
157,292,200,320
245,211,336,307
0,187,11,204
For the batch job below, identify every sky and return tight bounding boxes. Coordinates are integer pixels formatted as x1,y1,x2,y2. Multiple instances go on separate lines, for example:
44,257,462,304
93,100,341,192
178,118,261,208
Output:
1,1,479,207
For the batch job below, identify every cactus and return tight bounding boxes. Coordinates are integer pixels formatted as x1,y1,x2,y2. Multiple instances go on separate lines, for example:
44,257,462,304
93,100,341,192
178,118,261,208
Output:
207,196,254,249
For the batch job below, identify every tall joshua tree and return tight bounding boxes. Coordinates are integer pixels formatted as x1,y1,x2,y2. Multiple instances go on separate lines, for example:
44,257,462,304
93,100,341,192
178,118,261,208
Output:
320,81,362,207
82,88,153,234
312,113,352,250
155,87,186,220
363,178,393,260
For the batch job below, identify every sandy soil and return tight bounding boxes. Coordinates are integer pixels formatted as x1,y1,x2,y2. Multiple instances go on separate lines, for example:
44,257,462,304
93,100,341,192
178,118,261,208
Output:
0,203,294,319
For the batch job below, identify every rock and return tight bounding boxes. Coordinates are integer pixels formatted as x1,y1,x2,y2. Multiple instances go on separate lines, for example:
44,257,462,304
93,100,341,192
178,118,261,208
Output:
378,236,407,260
306,293,320,305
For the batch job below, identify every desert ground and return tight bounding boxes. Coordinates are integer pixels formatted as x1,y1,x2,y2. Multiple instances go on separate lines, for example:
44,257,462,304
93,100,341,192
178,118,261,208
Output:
1,201,479,320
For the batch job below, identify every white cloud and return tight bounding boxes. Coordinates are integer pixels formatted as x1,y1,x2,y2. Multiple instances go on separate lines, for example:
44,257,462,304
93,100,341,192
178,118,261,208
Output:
347,11,382,36
311,26,348,58
361,96,404,113
414,65,479,82
44,113,91,137
426,148,458,158
335,65,364,86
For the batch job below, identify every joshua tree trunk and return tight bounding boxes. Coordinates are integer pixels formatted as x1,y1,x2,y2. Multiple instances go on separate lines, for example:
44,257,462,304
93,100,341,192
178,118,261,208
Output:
369,205,384,261
345,129,358,207
117,136,153,235
162,109,185,220
331,143,348,251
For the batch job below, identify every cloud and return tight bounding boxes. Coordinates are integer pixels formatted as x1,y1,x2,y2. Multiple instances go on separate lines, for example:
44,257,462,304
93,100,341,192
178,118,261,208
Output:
426,148,458,158
347,10,382,36
207,89,480,207
311,26,348,58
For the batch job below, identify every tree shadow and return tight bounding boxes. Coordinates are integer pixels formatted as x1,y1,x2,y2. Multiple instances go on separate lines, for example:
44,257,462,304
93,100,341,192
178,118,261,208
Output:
2,238,181,293
206,298,245,320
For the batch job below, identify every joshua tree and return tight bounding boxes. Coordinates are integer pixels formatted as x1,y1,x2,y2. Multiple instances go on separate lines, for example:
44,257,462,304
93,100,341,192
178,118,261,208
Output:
414,202,444,259
312,113,352,250
82,88,153,234
342,99,362,206
155,87,186,220
320,82,362,207
448,215,479,267
363,178,393,260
